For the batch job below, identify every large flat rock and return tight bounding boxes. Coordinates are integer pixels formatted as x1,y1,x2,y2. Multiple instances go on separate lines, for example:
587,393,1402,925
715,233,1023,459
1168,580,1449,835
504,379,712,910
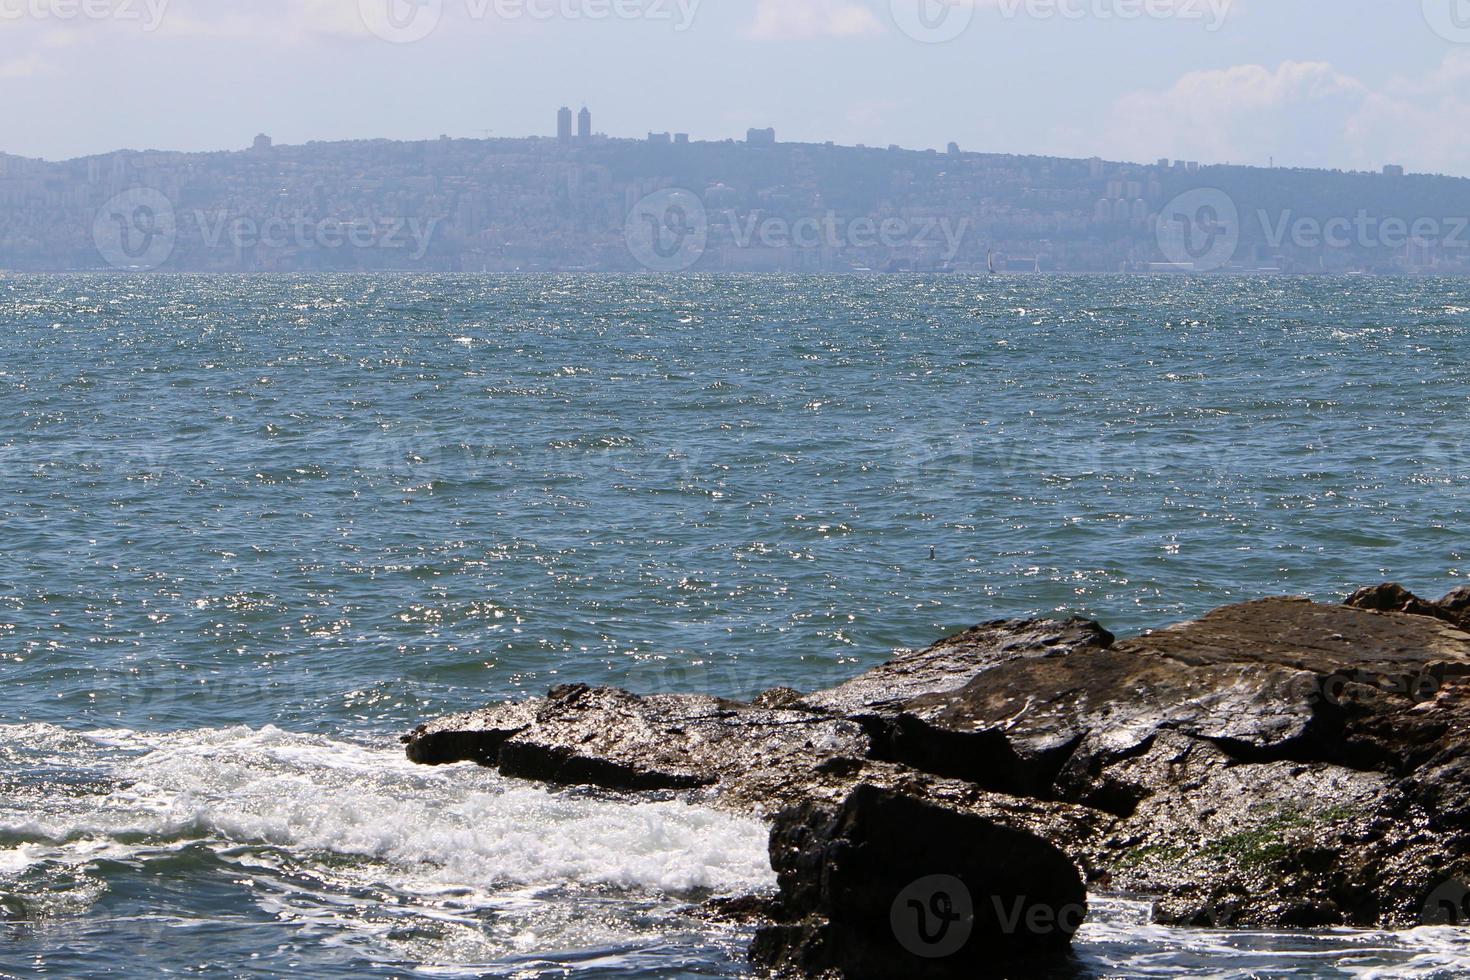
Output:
1120,595,1470,674
409,682,871,806
799,617,1114,720
880,596,1470,802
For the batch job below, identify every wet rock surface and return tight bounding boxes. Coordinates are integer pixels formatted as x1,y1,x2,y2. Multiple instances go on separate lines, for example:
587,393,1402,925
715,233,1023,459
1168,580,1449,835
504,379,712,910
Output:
751,785,1086,979
405,584,1470,974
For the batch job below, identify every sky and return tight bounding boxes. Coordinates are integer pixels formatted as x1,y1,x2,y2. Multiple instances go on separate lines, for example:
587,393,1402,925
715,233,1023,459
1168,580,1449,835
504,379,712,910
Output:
3,0,1470,175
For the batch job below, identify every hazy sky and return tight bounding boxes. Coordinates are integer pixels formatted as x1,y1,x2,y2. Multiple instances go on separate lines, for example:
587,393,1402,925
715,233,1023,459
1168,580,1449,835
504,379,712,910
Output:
4,0,1469,175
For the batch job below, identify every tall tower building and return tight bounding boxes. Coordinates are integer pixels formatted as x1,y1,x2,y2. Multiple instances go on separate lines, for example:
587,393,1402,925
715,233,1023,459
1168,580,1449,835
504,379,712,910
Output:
577,106,592,141
557,106,573,143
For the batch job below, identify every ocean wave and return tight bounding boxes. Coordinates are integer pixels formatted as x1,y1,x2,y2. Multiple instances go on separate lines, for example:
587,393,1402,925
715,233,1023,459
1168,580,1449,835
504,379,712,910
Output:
0,723,775,898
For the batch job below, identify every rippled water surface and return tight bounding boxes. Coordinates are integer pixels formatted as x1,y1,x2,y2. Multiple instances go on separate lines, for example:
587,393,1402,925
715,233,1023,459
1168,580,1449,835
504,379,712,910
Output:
3,274,1470,976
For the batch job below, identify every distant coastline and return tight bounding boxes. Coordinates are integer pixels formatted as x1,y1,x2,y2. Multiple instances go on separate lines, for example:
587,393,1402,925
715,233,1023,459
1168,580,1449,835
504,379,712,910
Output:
3,128,1466,275
1,131,1441,180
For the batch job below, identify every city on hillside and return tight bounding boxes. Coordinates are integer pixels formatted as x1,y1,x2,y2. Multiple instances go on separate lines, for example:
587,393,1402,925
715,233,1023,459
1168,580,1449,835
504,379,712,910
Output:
1,108,1465,275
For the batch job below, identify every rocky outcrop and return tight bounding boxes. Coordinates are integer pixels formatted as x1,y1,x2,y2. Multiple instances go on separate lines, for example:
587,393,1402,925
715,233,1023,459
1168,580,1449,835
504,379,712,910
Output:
402,618,1113,819
751,786,1086,979
886,592,1470,929
404,583,1470,973
1346,582,1470,632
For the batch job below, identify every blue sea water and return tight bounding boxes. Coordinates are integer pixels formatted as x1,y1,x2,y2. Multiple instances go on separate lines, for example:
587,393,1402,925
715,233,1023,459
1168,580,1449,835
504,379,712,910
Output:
2,273,1470,977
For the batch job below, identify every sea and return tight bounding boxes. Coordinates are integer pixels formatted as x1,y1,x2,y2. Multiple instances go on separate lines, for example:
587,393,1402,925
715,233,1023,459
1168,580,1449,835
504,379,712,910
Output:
2,274,1470,977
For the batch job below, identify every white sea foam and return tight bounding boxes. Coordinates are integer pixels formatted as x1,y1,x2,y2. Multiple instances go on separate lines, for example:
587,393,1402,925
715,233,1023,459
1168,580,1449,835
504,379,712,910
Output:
0,723,775,898
7,725,1470,976
1076,896,1470,978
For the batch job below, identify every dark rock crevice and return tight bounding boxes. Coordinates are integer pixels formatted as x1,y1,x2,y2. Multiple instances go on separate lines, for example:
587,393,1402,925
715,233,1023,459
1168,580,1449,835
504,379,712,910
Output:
863,714,1084,800
1051,731,1161,818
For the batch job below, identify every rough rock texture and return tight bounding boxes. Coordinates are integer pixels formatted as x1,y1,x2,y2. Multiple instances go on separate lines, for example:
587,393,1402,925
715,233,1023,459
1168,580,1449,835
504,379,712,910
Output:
403,620,1107,819
405,584,1470,971
799,617,1115,720
891,597,1470,803
1020,595,1470,927
1346,582,1470,632
750,785,1086,979
408,682,873,809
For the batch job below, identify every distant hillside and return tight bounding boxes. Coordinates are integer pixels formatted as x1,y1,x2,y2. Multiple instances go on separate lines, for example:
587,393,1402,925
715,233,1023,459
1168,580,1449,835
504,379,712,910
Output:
2,136,1468,274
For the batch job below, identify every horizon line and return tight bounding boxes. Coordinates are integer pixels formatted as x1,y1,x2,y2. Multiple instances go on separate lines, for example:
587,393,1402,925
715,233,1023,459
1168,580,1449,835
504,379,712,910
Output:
0,132,1446,182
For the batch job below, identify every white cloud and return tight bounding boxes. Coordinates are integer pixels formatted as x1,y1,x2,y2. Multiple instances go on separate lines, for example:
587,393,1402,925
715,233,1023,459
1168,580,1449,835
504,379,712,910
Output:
1341,50,1470,175
1090,61,1364,167
746,0,882,39
1077,54,1470,176
0,53,44,78
0,25,90,78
